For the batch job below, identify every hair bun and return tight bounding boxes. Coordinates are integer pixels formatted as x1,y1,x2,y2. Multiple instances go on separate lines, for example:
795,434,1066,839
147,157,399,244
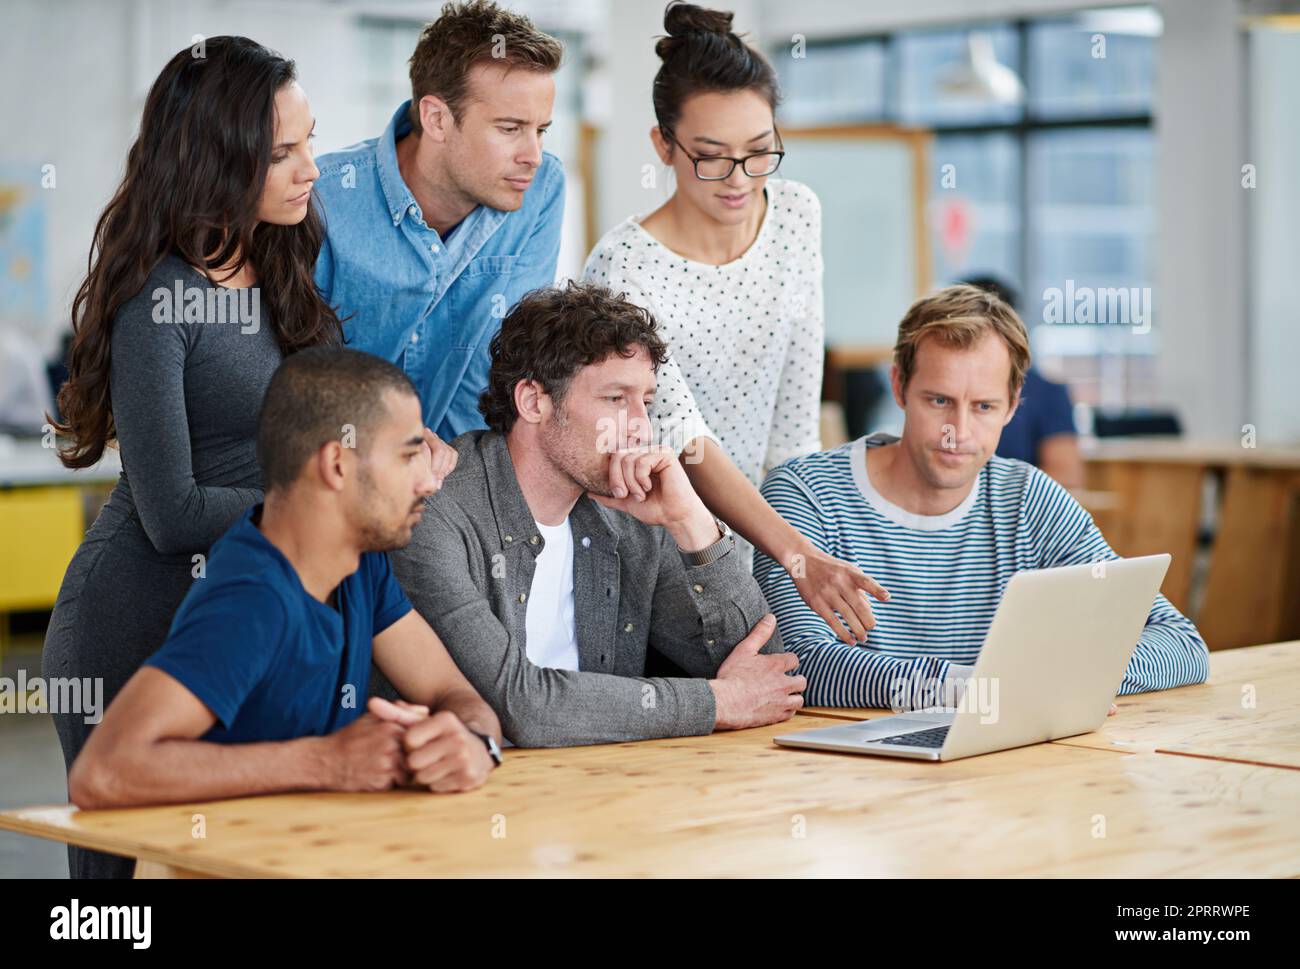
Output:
655,2,736,61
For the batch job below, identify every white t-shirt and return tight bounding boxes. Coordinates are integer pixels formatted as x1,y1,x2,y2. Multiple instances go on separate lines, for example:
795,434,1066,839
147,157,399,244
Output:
524,517,580,671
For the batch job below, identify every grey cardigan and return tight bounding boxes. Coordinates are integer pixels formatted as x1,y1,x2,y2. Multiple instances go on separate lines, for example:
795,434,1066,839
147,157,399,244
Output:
389,430,782,747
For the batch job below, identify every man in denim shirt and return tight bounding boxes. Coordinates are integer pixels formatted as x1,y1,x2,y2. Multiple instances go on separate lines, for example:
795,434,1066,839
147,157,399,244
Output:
314,2,566,441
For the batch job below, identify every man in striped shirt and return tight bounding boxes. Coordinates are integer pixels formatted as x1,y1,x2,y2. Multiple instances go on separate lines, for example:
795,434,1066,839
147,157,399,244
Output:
755,284,1209,709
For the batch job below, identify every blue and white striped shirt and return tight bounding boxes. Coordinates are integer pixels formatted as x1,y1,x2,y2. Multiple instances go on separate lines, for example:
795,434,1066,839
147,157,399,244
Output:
755,434,1209,707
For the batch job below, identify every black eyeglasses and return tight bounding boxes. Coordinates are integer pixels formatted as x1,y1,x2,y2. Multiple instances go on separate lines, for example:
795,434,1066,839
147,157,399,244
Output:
661,127,785,180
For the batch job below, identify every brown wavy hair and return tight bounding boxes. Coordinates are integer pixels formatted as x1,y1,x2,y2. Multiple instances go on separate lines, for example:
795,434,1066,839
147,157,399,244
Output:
52,35,343,468
479,281,669,434
407,1,562,131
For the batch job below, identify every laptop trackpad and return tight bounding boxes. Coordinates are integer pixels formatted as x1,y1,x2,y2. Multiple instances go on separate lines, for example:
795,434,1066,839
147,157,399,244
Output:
856,713,954,739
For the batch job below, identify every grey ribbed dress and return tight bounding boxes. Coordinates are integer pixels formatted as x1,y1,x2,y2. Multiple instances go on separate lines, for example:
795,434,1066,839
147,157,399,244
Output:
42,253,282,878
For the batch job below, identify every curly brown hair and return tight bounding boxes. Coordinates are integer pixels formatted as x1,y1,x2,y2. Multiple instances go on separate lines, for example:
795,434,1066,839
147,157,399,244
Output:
479,282,669,434
407,0,563,132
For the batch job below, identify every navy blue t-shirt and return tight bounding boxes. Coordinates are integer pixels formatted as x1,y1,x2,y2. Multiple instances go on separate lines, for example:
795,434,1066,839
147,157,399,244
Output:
146,505,413,744
997,367,1077,465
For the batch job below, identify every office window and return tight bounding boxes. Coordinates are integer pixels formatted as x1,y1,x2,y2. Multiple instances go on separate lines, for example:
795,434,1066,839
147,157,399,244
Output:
1027,127,1155,357
893,24,1022,127
930,132,1021,289
770,7,1159,405
774,39,887,126
1027,12,1158,120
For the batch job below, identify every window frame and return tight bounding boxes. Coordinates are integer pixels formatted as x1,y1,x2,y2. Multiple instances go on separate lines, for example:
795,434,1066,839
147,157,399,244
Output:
771,14,1156,347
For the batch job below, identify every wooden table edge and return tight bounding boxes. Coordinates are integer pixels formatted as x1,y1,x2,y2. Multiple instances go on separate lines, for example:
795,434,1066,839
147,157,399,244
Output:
0,812,276,879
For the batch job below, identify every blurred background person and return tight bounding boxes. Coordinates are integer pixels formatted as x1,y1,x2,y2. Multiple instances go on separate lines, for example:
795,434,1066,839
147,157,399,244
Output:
962,274,1085,489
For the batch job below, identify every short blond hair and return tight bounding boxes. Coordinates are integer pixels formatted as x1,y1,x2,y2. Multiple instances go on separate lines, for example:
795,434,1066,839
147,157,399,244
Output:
893,284,1031,400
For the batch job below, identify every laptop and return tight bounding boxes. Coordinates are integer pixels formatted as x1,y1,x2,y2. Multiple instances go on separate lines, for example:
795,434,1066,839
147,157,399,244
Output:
773,554,1172,761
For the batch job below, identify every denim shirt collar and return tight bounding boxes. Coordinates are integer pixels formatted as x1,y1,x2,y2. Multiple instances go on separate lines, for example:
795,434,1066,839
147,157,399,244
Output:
474,430,620,556
378,101,419,226
378,100,510,247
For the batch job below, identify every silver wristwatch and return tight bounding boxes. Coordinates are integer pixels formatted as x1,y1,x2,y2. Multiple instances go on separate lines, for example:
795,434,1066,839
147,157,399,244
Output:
679,517,735,567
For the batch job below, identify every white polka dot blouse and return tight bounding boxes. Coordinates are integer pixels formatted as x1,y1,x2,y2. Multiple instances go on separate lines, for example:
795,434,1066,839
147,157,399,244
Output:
581,178,826,494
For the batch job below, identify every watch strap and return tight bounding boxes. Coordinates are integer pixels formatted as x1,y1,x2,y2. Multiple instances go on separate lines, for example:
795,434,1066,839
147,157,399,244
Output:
679,517,734,568
468,727,502,767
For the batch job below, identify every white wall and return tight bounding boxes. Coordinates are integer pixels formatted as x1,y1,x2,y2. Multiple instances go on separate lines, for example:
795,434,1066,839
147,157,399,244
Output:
754,0,1096,37
1150,0,1248,440
1246,22,1300,442
2,0,136,357
0,0,374,357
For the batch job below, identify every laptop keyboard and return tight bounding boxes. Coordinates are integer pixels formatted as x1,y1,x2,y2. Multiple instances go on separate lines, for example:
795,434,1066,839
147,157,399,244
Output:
871,725,951,748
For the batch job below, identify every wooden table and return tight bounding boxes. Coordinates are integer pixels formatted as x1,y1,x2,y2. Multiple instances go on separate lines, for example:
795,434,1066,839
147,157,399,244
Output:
2,640,1297,877
1083,438,1300,649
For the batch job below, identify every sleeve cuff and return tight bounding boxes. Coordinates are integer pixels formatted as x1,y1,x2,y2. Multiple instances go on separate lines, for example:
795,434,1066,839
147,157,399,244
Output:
144,659,238,731
673,677,718,735
373,600,413,637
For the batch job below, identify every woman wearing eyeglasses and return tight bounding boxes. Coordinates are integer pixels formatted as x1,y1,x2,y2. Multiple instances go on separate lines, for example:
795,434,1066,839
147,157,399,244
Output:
582,1,888,646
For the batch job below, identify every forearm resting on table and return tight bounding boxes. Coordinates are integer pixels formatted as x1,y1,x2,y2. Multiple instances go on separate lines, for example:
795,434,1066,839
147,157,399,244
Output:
432,686,503,743
69,734,337,809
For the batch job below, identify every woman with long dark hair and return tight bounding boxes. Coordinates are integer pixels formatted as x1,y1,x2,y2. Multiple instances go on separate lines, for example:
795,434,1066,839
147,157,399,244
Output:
44,36,341,878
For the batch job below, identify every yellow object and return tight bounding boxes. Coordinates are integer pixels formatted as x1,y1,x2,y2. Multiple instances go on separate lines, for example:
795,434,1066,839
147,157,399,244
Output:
0,486,84,612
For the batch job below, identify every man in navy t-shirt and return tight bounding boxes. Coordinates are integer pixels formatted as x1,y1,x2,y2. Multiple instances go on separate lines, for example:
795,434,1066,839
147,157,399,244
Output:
145,507,414,745
69,348,503,809
996,367,1078,469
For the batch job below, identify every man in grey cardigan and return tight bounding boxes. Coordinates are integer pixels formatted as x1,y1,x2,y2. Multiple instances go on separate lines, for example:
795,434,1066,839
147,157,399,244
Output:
390,281,805,746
